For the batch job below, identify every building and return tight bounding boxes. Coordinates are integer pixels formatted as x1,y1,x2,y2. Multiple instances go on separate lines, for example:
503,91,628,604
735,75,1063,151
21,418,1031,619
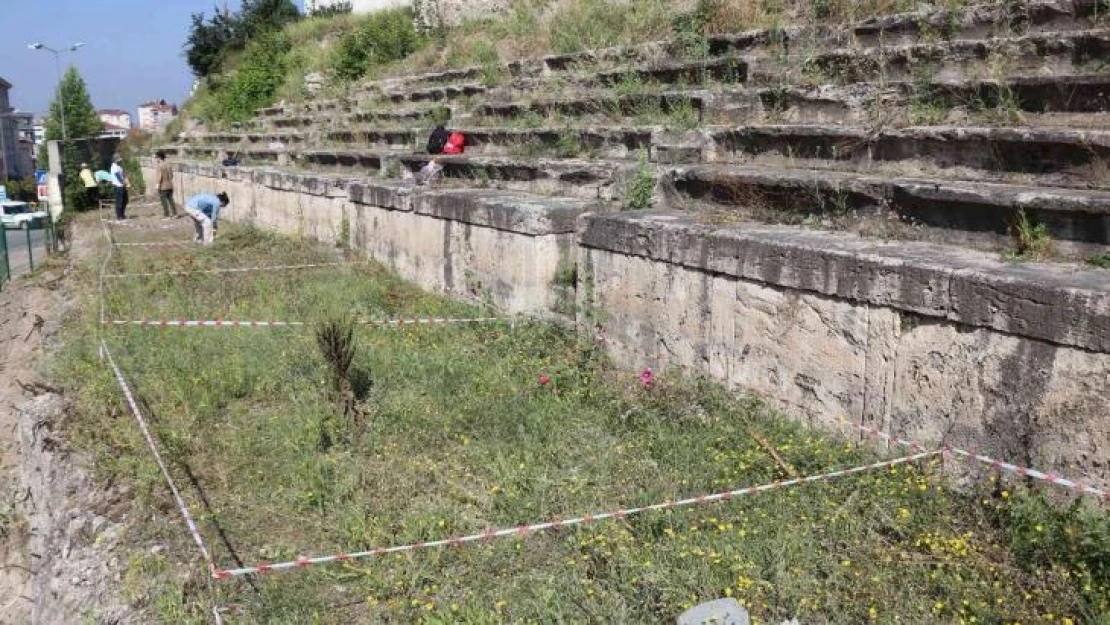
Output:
32,119,45,145
137,100,178,132
98,109,132,130
98,122,129,140
0,77,36,180
305,0,409,13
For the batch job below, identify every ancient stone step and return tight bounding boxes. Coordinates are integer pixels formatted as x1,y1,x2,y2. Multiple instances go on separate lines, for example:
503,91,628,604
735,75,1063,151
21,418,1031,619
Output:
665,164,1110,254
579,210,1110,353
252,3,1104,121
293,149,630,201
707,124,1110,188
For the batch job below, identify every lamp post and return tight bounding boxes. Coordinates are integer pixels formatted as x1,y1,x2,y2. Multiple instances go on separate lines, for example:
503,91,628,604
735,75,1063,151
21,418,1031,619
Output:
27,42,85,142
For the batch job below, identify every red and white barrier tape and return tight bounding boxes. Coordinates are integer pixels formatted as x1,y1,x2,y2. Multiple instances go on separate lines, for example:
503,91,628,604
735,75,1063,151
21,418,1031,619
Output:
100,339,215,574
113,241,190,248
212,450,939,579
104,261,361,279
104,317,507,328
102,219,187,231
735,387,1106,500
836,416,1108,500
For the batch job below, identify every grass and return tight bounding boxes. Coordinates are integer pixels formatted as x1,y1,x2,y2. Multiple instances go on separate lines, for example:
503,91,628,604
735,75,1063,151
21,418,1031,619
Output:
1006,209,1055,261
1087,252,1110,268
50,219,1109,623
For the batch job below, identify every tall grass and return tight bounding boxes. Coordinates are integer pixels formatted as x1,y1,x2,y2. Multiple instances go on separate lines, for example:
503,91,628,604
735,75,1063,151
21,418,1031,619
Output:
51,220,1109,623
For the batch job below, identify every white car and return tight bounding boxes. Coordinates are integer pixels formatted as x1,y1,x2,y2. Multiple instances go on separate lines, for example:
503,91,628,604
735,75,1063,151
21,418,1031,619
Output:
0,201,48,229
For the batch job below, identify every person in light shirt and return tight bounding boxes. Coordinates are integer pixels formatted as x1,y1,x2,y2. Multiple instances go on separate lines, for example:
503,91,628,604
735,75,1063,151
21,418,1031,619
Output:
109,154,129,220
183,192,229,244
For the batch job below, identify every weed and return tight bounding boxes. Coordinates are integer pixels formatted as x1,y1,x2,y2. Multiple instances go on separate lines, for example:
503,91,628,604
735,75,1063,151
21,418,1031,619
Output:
1009,209,1055,260
427,105,452,126
556,128,582,158
671,0,713,59
552,258,578,288
624,150,656,210
668,97,701,131
1085,252,1110,268
612,72,651,97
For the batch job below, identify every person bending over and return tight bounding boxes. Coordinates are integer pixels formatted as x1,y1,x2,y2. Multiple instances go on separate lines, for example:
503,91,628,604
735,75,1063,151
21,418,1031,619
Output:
184,192,229,244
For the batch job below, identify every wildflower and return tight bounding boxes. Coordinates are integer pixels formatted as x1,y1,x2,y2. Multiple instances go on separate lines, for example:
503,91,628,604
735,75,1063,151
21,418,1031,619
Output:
639,368,654,389
538,373,551,386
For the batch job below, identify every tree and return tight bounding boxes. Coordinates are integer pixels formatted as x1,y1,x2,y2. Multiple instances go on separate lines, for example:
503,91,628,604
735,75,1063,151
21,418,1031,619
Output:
185,10,236,78
238,0,300,41
43,67,105,211
185,0,300,79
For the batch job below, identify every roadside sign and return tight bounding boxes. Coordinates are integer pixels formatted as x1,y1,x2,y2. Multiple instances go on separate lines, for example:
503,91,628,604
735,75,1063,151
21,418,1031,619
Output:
35,170,49,201
0,185,6,203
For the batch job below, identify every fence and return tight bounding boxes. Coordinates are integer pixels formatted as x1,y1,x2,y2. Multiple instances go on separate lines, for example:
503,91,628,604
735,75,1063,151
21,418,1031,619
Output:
0,216,61,290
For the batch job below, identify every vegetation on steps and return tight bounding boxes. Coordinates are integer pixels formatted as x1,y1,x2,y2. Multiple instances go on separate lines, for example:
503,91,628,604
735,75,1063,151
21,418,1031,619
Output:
180,0,986,128
53,219,1109,623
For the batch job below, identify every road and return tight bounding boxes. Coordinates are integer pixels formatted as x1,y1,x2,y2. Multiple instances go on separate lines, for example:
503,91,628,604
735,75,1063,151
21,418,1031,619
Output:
3,227,48,277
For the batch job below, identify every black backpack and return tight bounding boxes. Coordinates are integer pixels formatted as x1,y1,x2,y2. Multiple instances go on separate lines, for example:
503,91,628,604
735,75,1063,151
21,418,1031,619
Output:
426,125,449,154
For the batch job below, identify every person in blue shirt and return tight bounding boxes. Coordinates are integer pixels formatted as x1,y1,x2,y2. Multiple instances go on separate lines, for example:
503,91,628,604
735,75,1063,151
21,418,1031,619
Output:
183,192,229,244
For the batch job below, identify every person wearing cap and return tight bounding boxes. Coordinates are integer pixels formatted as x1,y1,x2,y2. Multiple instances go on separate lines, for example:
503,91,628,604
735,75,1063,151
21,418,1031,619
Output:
109,154,129,220
79,162,98,207
183,192,229,244
155,151,178,218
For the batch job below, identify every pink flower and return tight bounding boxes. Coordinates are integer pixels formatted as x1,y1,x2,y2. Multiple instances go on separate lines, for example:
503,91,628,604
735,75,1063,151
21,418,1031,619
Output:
639,368,654,389
538,373,551,387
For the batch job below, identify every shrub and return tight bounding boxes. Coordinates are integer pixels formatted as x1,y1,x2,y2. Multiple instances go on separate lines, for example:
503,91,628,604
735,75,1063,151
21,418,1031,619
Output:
330,8,423,82
624,150,655,210
202,30,292,124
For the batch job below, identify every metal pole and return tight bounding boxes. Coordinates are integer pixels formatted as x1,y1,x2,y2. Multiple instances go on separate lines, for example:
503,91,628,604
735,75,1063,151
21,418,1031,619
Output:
54,51,68,142
25,225,33,271
0,227,9,285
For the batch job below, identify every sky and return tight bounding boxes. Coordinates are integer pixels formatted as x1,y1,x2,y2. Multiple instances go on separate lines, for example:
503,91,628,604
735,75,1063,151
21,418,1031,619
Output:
1,0,305,122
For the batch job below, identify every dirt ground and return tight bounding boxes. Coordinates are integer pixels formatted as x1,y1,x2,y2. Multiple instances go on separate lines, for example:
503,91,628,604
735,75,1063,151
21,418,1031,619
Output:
0,206,156,624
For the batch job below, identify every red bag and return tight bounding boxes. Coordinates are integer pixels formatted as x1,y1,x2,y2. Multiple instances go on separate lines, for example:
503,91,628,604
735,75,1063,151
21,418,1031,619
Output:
442,132,465,154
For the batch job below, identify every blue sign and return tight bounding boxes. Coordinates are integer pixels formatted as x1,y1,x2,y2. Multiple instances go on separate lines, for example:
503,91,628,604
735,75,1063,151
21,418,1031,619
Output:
0,185,6,203
35,169,48,185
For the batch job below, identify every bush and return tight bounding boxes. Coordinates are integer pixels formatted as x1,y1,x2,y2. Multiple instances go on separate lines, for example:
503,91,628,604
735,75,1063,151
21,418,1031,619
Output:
202,30,292,124
624,150,655,210
330,8,423,82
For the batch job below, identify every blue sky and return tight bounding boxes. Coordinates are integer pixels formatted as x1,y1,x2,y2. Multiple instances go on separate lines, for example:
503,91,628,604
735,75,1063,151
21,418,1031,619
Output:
2,0,305,121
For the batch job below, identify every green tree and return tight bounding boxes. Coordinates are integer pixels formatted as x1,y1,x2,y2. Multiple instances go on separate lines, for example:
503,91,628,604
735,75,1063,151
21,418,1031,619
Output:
43,67,105,211
185,9,237,78
186,0,299,78
237,0,300,42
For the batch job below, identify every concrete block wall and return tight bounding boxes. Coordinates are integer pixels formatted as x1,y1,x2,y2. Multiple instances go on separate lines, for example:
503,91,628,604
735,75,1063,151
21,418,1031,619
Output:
149,163,582,316
146,161,1110,490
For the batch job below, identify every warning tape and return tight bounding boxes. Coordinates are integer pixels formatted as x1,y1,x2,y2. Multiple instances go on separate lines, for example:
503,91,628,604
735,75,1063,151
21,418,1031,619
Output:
100,339,215,574
738,387,1106,500
113,241,190,247
837,417,1108,501
212,450,939,579
104,317,507,328
102,219,187,231
103,261,361,279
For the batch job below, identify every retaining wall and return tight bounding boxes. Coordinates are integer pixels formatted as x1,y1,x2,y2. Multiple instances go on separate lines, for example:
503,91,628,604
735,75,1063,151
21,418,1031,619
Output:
146,161,1110,489
150,163,585,316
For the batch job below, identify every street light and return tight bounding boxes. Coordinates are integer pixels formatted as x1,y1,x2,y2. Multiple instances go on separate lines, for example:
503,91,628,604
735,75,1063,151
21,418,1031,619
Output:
27,42,85,142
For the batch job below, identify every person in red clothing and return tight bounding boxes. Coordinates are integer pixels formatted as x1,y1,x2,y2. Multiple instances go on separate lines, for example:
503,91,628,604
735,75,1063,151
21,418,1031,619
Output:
442,131,465,154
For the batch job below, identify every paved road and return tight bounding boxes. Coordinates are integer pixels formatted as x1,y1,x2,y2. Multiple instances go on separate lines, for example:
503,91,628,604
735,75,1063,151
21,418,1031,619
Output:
3,228,48,277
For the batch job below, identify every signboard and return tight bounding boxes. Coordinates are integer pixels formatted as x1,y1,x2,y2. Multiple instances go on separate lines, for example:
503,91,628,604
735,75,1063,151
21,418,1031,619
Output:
35,170,49,201
0,185,6,203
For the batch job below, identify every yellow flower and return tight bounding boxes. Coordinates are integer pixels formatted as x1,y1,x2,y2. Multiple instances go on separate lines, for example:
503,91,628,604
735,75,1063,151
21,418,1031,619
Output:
869,606,878,621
